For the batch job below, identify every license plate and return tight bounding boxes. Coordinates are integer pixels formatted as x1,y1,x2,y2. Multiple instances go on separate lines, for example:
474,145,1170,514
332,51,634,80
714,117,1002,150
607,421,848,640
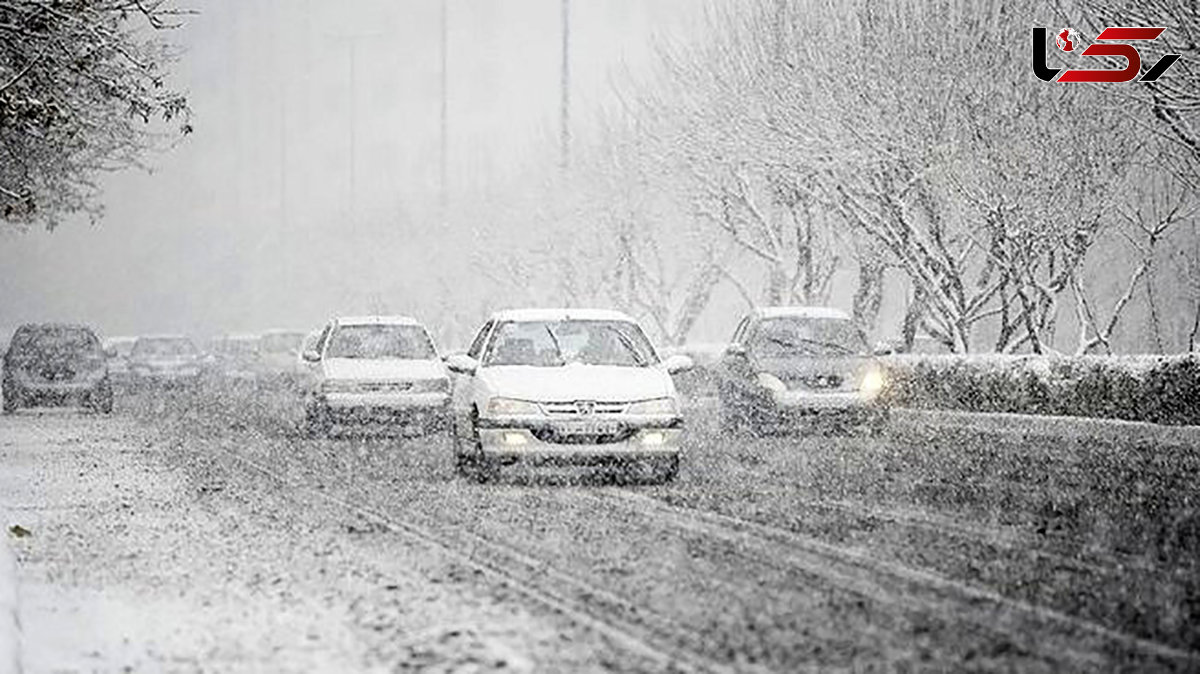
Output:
555,421,621,436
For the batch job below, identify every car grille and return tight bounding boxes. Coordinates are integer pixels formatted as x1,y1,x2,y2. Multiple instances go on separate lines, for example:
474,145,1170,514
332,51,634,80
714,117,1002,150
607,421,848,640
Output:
541,401,629,416
531,427,637,445
790,374,844,390
356,381,412,393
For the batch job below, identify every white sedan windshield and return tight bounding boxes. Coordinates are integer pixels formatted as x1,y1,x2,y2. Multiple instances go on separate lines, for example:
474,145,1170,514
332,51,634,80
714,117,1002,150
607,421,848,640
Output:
484,320,657,368
326,324,435,360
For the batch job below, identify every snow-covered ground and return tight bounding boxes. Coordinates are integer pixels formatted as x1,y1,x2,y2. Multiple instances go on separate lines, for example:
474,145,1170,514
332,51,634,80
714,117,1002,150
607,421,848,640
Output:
1,390,1197,671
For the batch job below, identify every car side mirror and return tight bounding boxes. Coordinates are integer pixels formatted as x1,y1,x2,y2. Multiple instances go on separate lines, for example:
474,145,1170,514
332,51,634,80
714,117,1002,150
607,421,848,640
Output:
725,343,748,358
444,354,478,375
301,349,321,363
663,354,694,375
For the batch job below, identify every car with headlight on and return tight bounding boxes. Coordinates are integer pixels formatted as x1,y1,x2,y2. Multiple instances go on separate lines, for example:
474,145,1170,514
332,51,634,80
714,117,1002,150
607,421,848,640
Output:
445,309,693,483
301,316,450,437
2,323,113,413
128,335,205,388
715,307,887,435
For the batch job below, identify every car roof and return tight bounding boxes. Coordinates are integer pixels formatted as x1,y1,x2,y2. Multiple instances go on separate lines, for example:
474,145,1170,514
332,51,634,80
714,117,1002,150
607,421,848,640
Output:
104,336,138,344
136,334,193,341
490,308,636,323
333,315,423,327
261,329,306,336
222,334,260,342
753,306,852,321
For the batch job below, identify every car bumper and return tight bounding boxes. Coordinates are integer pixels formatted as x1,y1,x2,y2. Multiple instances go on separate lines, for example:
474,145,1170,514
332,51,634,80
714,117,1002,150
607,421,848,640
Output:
316,393,451,430
476,417,683,465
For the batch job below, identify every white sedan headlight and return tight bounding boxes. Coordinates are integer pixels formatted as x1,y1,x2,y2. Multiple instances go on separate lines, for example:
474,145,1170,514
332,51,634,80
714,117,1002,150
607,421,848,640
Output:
486,397,542,416
860,368,885,399
756,372,787,393
626,397,678,415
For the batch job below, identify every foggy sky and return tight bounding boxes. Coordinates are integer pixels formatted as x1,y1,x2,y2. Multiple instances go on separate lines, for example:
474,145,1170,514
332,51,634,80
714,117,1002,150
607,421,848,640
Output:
0,0,709,344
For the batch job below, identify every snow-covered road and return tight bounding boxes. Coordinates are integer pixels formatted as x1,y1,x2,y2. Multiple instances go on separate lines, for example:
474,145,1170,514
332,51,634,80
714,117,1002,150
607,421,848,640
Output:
1,389,1197,671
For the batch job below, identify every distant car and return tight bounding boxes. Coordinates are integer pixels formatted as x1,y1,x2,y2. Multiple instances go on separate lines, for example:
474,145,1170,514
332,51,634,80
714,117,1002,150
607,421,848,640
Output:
2,323,113,413
128,335,205,388
258,330,306,387
211,334,261,384
715,307,888,434
103,336,137,391
445,308,693,483
301,316,450,437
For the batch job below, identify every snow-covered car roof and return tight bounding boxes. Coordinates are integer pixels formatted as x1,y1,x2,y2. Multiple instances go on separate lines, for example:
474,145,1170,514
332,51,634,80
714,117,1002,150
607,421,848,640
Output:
754,306,851,321
104,336,137,346
491,308,636,323
333,315,422,327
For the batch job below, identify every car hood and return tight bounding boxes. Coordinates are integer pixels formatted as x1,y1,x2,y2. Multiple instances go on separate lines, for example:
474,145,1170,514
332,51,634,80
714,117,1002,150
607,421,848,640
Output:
752,353,877,384
322,358,446,382
479,363,672,402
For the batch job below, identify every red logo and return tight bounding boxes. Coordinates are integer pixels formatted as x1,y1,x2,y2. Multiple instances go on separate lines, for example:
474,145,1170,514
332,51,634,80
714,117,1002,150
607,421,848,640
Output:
1033,27,1181,83
1056,28,1075,52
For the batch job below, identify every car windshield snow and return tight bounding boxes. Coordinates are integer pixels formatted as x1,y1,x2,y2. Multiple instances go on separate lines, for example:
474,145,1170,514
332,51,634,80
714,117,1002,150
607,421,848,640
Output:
325,324,435,360
133,338,198,358
751,318,867,357
484,320,657,368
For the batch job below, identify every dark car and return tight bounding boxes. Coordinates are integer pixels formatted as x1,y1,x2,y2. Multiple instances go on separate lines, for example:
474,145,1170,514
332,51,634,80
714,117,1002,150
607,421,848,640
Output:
2,323,113,413
715,307,887,435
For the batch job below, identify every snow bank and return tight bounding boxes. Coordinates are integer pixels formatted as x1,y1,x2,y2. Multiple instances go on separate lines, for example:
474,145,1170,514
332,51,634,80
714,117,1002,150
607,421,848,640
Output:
0,525,18,674
880,353,1200,426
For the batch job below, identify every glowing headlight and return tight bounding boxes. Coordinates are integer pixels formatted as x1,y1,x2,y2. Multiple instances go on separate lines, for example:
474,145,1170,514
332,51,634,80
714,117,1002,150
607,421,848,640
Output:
640,431,667,446
860,369,885,398
486,397,542,416
501,432,528,446
626,397,678,415
756,372,787,393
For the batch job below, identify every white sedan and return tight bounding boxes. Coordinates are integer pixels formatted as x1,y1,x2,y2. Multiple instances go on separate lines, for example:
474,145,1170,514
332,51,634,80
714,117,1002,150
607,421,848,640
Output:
301,316,450,437
445,308,693,483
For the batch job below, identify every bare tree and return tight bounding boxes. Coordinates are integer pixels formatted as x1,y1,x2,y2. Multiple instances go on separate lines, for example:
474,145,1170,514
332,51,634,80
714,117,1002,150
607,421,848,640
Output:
0,0,192,229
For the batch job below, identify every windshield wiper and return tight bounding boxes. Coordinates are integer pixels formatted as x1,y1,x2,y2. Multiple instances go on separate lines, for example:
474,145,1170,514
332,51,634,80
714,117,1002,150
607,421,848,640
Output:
765,336,853,354
543,325,567,366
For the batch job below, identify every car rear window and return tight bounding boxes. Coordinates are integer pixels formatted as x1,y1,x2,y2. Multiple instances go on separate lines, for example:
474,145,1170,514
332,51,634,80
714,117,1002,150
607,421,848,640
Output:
10,326,100,358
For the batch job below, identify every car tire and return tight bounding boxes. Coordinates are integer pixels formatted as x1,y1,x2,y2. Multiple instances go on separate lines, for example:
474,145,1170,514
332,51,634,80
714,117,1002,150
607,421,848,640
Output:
2,391,17,414
654,455,680,484
463,410,498,484
2,378,20,414
305,403,330,438
90,382,114,414
719,399,745,437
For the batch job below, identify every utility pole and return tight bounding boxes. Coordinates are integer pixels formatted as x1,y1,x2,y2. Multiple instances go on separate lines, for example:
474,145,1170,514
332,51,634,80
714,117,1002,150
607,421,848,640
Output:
326,31,386,312
560,0,570,171
440,0,449,218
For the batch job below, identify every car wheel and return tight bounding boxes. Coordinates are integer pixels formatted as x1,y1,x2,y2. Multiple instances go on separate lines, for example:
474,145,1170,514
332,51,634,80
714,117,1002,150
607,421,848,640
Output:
654,455,680,484
719,398,745,437
90,382,114,414
305,403,330,438
464,410,498,484
2,390,17,414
